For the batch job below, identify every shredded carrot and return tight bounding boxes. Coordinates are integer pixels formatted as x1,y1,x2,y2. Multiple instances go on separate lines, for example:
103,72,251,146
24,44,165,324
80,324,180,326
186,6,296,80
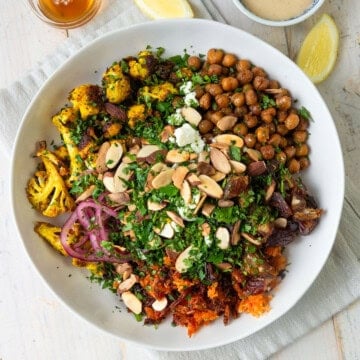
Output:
265,246,282,257
207,282,219,299
237,294,272,317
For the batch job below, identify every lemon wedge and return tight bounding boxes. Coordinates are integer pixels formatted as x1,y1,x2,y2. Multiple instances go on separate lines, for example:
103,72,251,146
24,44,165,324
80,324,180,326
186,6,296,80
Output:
296,14,339,84
134,0,194,19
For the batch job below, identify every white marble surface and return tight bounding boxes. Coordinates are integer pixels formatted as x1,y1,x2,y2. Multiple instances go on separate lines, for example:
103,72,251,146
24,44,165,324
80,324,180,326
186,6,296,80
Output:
1,0,359,359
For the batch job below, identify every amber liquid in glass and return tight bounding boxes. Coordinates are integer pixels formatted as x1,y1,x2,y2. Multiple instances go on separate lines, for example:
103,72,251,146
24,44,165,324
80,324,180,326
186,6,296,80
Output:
38,0,96,23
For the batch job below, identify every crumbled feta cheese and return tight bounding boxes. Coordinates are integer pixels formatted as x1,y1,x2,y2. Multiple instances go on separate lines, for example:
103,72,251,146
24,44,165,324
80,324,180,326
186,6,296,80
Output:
180,81,193,94
167,108,184,126
184,92,199,107
174,123,205,153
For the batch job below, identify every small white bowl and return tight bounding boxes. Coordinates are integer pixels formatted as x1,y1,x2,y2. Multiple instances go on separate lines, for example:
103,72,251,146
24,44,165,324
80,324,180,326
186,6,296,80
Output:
232,0,325,26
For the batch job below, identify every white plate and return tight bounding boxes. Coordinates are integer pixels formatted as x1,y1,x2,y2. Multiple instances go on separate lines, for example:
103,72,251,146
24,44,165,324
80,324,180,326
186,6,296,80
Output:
11,19,344,351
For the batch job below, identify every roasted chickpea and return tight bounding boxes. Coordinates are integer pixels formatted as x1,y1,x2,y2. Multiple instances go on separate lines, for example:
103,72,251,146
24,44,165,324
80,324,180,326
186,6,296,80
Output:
299,157,310,170
194,85,204,99
221,77,239,91
256,126,270,143
244,113,258,128
284,145,296,159
222,53,237,67
244,133,257,148
207,48,224,64
292,130,308,143
249,104,262,116
276,95,292,111
261,107,276,123
234,105,248,117
277,124,289,136
268,133,282,147
208,64,223,76
253,76,270,91
187,56,202,70
210,111,223,125
199,93,212,110
296,117,310,131
231,92,245,107
198,119,214,134
236,59,251,71
245,89,258,106
295,143,309,157
237,69,253,85
215,93,231,108
205,83,223,96
268,79,280,89
252,66,267,77
260,145,275,160
285,113,300,130
233,123,248,136
277,110,288,123
266,122,276,134
279,136,288,148
276,151,287,164
288,158,301,173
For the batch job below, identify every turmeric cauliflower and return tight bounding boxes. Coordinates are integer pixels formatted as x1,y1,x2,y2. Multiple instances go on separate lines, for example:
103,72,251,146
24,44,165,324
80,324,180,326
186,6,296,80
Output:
102,64,131,104
52,107,85,186
68,84,103,119
27,147,75,217
34,222,67,256
128,50,155,80
127,103,148,128
139,82,178,101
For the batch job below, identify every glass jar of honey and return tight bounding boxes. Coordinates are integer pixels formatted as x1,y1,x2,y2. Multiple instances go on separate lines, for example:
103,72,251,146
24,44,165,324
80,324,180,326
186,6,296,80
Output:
27,0,102,29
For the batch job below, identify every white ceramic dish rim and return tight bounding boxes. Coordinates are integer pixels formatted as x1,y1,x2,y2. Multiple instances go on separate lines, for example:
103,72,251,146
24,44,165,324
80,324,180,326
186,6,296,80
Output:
10,18,344,351
232,0,325,26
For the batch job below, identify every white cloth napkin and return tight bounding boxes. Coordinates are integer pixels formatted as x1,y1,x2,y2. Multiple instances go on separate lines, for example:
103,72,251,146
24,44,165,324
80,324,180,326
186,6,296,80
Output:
1,1,359,359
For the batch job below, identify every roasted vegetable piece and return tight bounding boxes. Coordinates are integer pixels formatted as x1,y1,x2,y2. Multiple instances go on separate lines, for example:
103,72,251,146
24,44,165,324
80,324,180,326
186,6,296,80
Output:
139,82,178,101
52,107,85,185
102,64,131,104
72,258,105,277
68,84,103,119
128,50,155,80
127,103,148,128
34,222,67,256
27,151,75,217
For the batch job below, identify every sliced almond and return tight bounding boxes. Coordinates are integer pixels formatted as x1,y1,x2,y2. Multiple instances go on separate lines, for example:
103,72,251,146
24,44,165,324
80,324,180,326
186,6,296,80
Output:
108,192,130,205
197,161,216,176
152,297,168,312
150,162,169,174
231,220,241,245
136,144,162,161
216,115,237,131
166,211,185,228
175,246,193,273
160,125,175,143
202,202,216,217
214,134,244,148
193,193,207,214
211,171,226,182
216,227,230,249
198,151,210,163
241,232,262,246
274,217,288,229
117,274,138,294
75,185,95,203
218,199,234,208
210,147,231,174
105,140,124,169
230,160,247,174
115,263,132,275
265,179,276,202
121,291,142,315
96,141,111,173
172,166,189,189
245,148,262,162
151,169,175,189
114,162,132,192
181,106,202,126
201,222,211,237
166,149,190,163
103,172,116,193
216,262,232,271
187,173,202,186
122,154,137,164
158,223,175,239
198,175,224,199
147,200,167,211
180,179,192,205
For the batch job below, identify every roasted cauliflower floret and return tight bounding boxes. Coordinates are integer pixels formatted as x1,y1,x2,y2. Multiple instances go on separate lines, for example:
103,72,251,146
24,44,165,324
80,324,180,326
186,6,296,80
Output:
27,152,75,217
52,108,85,185
68,84,103,119
139,82,178,102
128,50,158,80
102,64,131,104
34,222,67,256
127,104,147,128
